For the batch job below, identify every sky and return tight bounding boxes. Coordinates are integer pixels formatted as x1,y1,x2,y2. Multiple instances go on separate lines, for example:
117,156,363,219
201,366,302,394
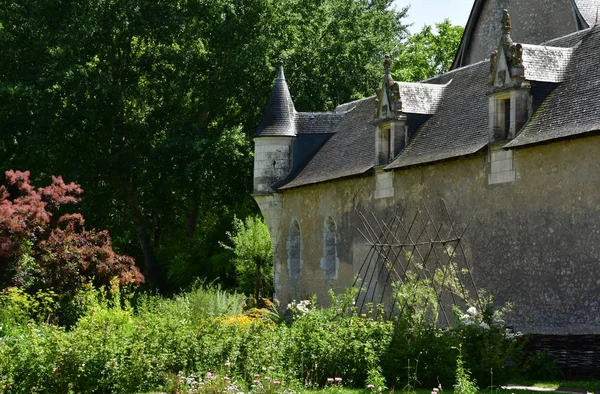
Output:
393,0,474,33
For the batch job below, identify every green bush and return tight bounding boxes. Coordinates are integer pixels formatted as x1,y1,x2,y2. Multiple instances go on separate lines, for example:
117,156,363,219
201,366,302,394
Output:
453,299,521,388
521,351,561,381
0,283,521,393
273,290,393,388
224,215,273,301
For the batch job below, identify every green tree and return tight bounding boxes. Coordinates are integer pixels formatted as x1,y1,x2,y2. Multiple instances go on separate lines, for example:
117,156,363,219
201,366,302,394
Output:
0,0,407,290
225,216,273,301
394,19,464,82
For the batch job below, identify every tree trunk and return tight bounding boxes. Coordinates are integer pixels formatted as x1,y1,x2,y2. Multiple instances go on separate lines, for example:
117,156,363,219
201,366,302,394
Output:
124,181,161,287
184,200,199,237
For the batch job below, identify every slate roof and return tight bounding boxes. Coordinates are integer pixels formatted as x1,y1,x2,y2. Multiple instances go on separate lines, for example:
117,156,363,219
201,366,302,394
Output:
295,112,345,134
386,62,489,170
278,97,377,189
506,27,600,148
396,82,447,114
521,44,575,83
543,27,591,47
255,66,296,137
265,24,600,190
255,67,345,138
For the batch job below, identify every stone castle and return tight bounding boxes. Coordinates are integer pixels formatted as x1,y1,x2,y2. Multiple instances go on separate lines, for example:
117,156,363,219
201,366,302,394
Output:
252,0,600,337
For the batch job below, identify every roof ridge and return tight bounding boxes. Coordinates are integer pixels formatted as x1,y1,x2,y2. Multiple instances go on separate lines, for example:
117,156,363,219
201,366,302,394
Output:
541,27,592,46
423,59,488,83
334,96,375,112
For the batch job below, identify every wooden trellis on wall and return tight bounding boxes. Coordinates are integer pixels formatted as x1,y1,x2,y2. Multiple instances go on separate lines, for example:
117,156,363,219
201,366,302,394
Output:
354,200,481,323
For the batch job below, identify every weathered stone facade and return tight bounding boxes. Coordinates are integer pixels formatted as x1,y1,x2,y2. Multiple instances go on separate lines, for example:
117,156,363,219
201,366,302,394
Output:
253,0,600,335
271,136,600,334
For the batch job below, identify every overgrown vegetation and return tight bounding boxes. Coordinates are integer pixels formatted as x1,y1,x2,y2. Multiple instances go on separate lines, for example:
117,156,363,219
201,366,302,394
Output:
0,278,531,394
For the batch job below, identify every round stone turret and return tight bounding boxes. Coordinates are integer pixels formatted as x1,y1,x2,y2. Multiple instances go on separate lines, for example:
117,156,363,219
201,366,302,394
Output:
253,66,296,194
255,66,296,137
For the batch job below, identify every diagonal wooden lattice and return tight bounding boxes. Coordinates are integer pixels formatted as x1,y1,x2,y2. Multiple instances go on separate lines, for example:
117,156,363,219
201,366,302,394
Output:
354,200,482,324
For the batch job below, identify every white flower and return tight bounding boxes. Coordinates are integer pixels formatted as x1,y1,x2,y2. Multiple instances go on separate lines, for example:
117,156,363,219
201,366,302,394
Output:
467,306,478,316
480,322,490,329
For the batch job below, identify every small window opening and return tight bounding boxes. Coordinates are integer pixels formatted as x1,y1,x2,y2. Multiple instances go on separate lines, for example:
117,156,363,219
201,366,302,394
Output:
394,126,406,156
287,221,302,280
322,217,338,279
503,98,511,139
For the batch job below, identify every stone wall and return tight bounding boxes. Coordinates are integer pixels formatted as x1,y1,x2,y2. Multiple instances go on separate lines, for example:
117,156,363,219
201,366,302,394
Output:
253,136,292,194
266,134,600,334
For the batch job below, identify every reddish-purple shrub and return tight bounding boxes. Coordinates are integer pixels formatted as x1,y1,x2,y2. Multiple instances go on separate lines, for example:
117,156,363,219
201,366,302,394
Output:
0,170,143,294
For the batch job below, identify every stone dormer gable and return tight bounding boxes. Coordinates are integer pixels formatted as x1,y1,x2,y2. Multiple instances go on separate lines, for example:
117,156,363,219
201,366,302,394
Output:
376,57,447,118
255,66,296,137
489,29,577,88
487,10,532,143
489,10,527,89
376,55,402,119
374,56,449,166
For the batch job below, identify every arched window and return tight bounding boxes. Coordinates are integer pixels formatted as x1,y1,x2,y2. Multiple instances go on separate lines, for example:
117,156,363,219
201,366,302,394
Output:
321,217,338,279
287,220,302,279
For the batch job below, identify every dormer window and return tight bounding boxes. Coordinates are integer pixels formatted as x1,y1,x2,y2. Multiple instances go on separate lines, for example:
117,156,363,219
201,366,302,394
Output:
378,126,391,164
491,93,511,142
376,121,406,165
489,88,531,143
488,10,531,144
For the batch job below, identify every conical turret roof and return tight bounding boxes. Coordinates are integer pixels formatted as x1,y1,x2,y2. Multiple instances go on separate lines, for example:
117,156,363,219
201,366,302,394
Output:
255,66,296,137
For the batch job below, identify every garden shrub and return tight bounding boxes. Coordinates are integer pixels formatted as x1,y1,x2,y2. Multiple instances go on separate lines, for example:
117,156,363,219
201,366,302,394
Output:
454,299,521,387
274,290,393,388
0,170,143,324
382,318,458,389
223,215,273,301
521,350,561,381
0,282,521,393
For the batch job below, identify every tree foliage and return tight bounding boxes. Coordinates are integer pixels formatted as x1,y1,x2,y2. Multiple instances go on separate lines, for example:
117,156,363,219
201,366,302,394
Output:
0,1,466,292
394,19,464,82
225,215,273,300
0,170,143,295
0,0,408,291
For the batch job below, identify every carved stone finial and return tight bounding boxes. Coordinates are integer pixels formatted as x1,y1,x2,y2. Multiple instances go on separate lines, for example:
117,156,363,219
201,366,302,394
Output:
501,9,512,33
384,54,392,71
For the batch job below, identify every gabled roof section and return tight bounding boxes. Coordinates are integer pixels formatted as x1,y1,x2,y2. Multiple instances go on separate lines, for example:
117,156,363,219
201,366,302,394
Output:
452,0,593,70
505,26,600,148
542,27,590,47
255,66,296,137
278,97,377,190
521,44,576,83
396,82,448,114
295,112,346,134
451,0,486,70
386,61,489,170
